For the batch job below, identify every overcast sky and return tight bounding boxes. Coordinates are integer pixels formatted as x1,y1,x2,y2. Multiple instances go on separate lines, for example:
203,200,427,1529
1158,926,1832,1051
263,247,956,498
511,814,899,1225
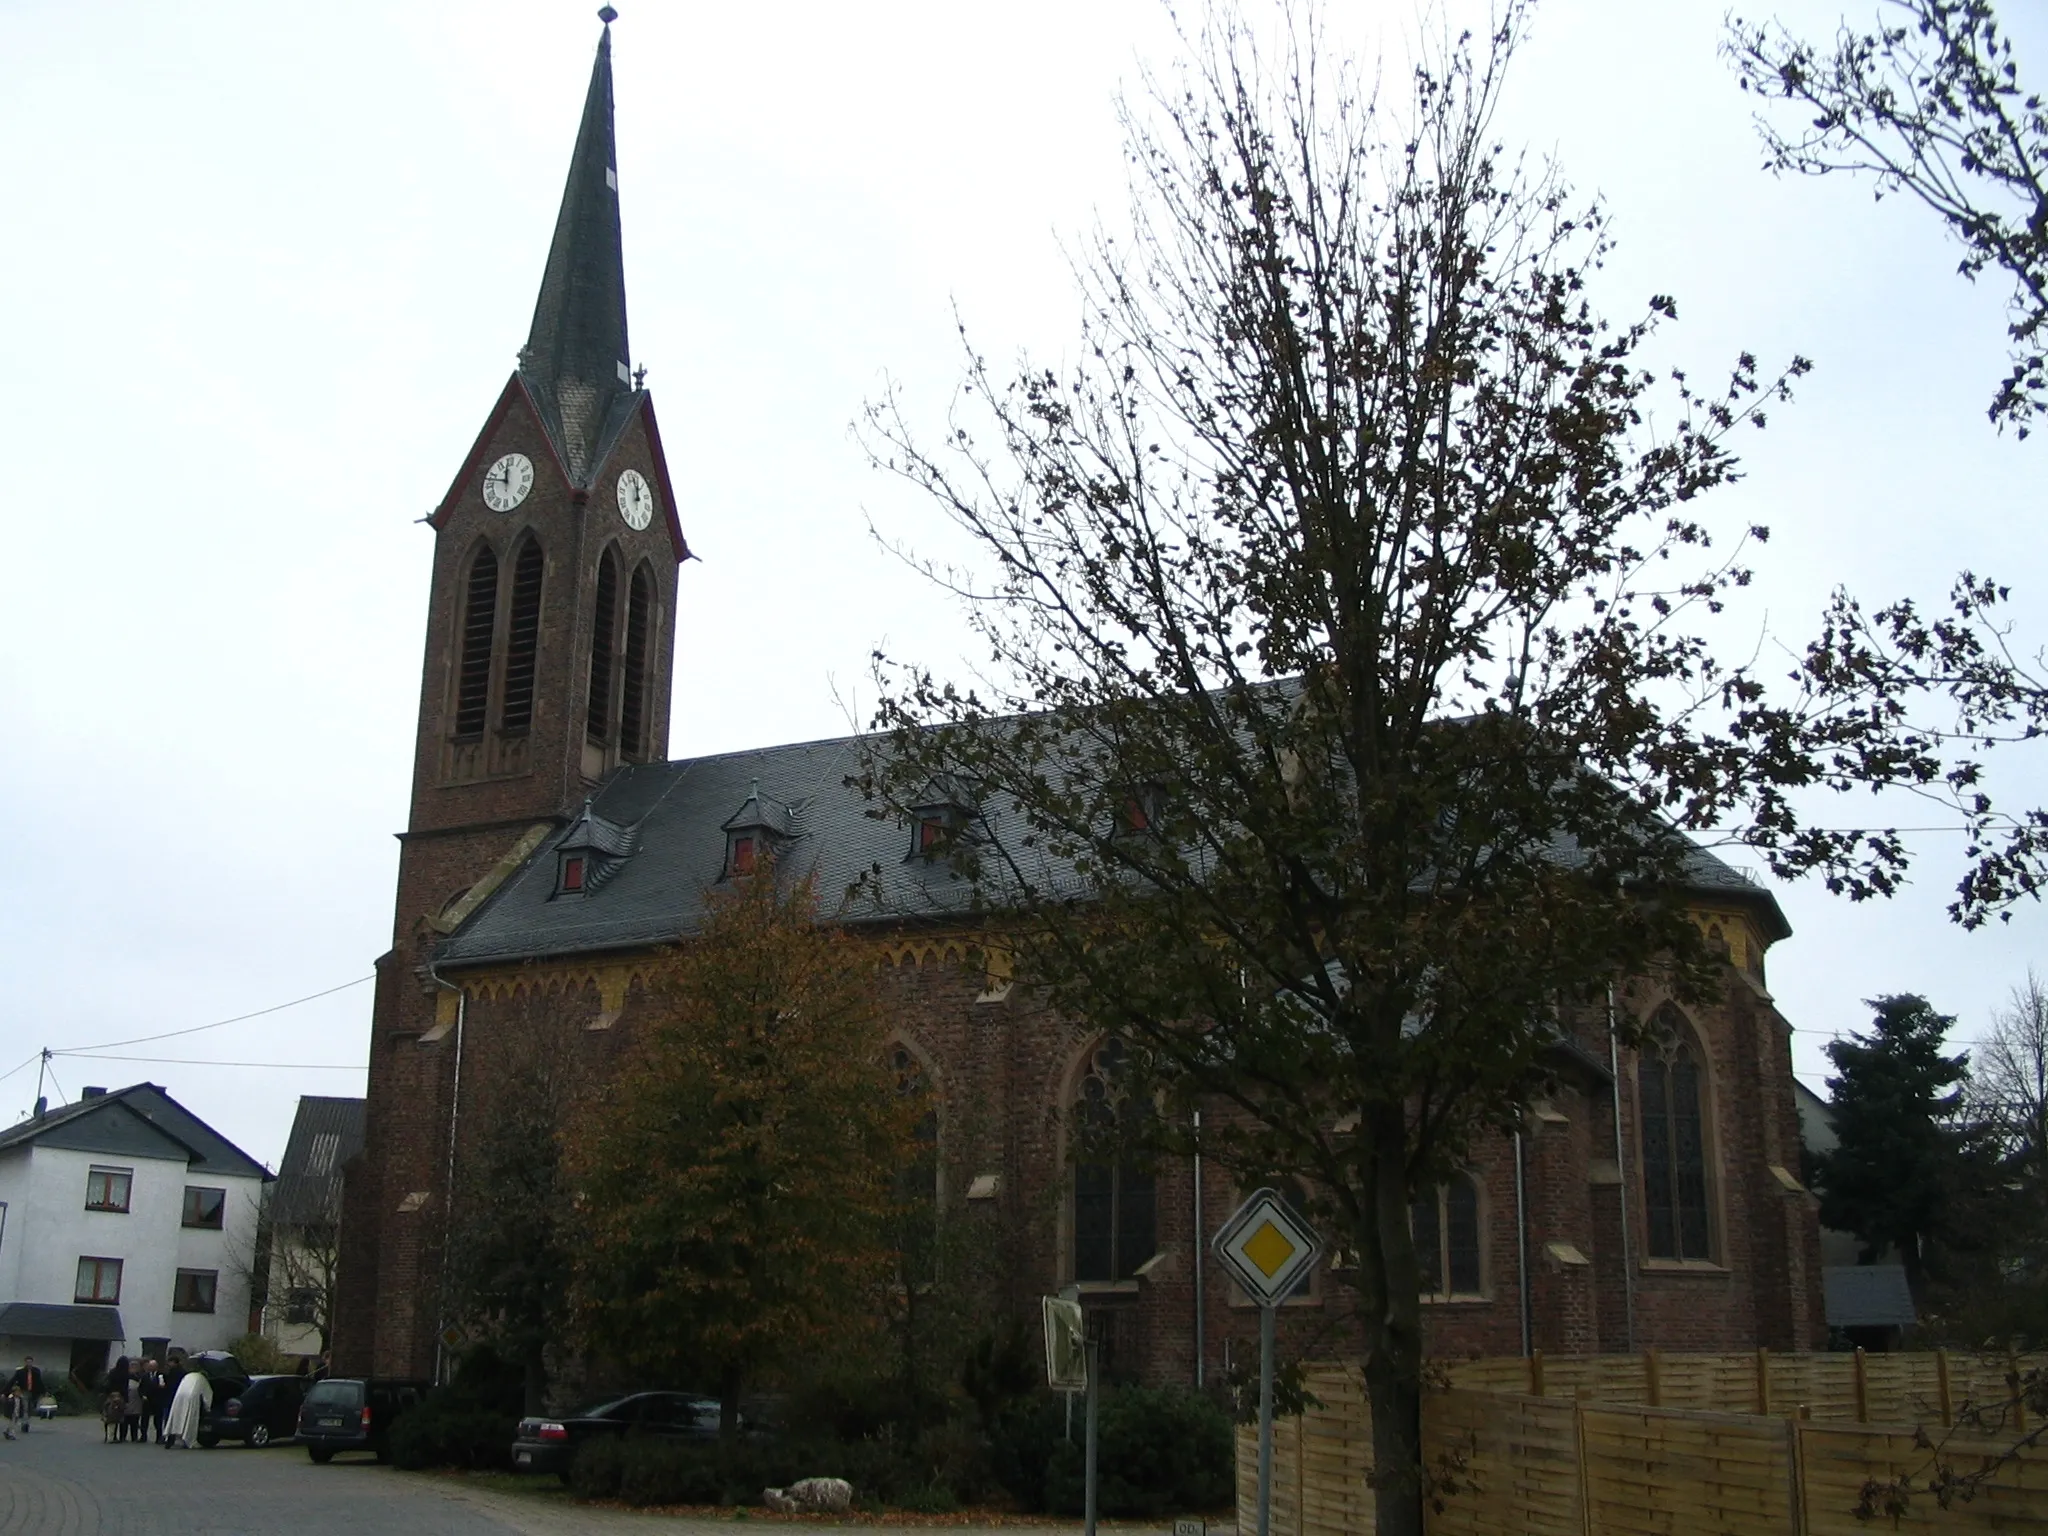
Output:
2,0,2043,1172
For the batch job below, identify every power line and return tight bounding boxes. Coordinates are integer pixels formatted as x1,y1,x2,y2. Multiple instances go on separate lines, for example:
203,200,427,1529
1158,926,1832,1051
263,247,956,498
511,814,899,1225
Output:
56,1054,364,1071
56,975,373,1055
0,1053,40,1088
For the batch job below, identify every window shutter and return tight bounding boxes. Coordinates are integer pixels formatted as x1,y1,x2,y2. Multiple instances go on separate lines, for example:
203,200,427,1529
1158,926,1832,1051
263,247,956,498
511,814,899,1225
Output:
620,565,652,757
454,547,499,738
586,552,619,744
500,538,545,732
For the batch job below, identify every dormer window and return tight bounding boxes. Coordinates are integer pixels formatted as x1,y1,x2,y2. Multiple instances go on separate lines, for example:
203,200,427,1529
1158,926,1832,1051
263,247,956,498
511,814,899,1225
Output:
907,775,980,861
1119,783,1165,834
722,779,795,881
552,799,637,899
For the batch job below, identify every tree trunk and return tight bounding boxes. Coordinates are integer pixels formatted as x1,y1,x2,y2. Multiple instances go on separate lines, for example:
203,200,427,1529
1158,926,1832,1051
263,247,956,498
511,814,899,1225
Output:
1365,1115,1427,1536
718,1361,745,1462
522,1340,547,1416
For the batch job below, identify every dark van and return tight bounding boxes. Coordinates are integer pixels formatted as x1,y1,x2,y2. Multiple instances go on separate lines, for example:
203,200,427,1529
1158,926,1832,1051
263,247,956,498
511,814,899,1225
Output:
296,1378,428,1463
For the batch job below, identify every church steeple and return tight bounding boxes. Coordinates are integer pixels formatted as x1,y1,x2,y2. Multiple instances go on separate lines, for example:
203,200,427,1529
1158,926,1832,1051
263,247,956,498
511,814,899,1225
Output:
519,7,633,484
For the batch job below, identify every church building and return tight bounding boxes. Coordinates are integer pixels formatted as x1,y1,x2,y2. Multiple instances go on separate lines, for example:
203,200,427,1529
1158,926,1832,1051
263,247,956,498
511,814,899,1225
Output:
334,15,1828,1384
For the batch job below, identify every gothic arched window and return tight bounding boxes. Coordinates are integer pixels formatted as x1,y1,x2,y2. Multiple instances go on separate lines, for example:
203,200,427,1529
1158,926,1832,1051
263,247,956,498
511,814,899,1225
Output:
619,564,653,759
586,550,619,745
500,537,545,733
453,545,499,739
1072,1037,1156,1283
1639,1008,1714,1261
893,1043,940,1209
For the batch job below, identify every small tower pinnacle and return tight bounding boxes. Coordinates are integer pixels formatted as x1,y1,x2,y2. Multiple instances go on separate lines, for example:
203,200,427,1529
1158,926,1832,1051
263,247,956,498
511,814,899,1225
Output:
521,13,633,484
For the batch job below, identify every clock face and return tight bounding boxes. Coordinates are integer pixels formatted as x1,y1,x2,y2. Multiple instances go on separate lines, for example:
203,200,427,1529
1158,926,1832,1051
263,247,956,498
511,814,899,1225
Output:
482,453,534,512
616,469,654,531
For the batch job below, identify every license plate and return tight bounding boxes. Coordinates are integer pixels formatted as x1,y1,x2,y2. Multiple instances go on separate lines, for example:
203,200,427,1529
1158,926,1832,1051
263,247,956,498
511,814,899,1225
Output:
319,1418,342,1428
516,1451,531,1466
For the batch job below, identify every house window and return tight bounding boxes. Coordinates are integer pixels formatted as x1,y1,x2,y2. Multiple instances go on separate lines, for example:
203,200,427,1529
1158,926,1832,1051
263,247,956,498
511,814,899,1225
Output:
1072,1037,1156,1283
917,816,947,854
560,856,585,893
182,1186,226,1230
1411,1173,1484,1298
285,1287,316,1326
173,1269,218,1314
75,1256,122,1304
84,1167,132,1213
1119,784,1164,833
730,835,756,876
1640,1008,1713,1261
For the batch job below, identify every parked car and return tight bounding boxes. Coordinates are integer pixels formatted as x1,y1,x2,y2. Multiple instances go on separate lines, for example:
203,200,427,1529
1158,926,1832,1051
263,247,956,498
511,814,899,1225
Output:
512,1391,722,1480
178,1352,251,1400
297,1377,429,1463
198,1374,306,1448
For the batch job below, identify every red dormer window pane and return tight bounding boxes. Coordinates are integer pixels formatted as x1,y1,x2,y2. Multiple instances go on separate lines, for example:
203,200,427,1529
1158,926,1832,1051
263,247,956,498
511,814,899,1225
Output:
1122,795,1150,831
732,836,756,875
561,856,585,892
918,818,945,852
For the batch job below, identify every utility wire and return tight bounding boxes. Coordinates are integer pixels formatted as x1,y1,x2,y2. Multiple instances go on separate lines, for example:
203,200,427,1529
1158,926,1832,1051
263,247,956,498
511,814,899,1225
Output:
0,1052,40,1088
54,975,373,1055
57,1054,363,1071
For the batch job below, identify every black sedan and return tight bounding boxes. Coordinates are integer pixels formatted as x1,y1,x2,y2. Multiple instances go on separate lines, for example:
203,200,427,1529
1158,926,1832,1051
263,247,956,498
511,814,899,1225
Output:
198,1375,307,1448
512,1391,720,1479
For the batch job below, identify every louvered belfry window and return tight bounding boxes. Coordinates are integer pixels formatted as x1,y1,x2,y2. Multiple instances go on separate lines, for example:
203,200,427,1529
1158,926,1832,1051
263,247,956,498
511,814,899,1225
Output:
586,551,619,744
500,538,545,733
620,565,652,758
1640,1007,1713,1261
454,546,499,739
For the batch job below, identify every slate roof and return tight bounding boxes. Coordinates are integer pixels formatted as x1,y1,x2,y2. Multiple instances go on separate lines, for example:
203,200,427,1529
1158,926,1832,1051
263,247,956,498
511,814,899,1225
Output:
518,15,634,485
435,725,1794,971
0,1302,124,1343
1823,1264,1918,1330
0,1084,270,1182
269,1096,364,1227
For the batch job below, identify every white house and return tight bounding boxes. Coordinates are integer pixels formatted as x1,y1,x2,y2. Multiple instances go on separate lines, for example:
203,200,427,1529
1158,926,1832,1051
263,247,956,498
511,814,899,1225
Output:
0,1084,270,1387
262,1095,361,1364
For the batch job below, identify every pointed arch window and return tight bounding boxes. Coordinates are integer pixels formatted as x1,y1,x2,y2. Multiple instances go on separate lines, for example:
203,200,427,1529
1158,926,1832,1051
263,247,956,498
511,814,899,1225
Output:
1411,1172,1484,1298
1640,1008,1714,1261
500,537,545,733
619,565,653,759
586,550,619,745
454,546,499,739
1072,1037,1156,1283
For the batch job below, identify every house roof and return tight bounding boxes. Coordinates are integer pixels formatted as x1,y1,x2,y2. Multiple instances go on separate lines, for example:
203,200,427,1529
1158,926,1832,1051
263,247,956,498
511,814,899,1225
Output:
0,1084,269,1182
1823,1264,1918,1330
434,723,1795,972
269,1096,365,1227
0,1302,125,1343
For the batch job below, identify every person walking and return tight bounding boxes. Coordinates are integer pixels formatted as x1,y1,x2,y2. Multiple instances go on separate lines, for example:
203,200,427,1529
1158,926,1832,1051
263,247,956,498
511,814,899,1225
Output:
5,1358,41,1437
103,1357,132,1443
163,1364,211,1449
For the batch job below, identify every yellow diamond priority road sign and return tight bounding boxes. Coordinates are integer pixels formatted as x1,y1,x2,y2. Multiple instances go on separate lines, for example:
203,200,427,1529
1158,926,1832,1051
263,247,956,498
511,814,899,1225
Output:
1213,1187,1322,1306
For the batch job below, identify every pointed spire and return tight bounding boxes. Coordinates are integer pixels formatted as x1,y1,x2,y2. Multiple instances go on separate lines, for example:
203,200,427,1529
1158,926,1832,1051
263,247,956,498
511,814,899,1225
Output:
520,9,633,484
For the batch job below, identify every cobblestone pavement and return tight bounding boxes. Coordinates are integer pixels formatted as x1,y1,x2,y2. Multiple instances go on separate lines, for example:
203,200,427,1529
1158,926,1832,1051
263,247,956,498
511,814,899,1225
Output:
0,1414,1154,1536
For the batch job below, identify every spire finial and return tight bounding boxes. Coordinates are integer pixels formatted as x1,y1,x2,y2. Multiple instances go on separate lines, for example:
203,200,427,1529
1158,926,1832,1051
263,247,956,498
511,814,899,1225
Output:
598,6,617,23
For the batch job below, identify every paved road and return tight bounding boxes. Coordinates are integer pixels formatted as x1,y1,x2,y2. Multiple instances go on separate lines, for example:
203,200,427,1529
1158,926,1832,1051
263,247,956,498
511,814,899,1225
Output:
0,1413,1143,1535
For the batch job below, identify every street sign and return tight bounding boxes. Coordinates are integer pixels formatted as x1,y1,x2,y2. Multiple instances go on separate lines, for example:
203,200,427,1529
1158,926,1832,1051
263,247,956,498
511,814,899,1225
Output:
1212,1187,1323,1305
1041,1295,1087,1392
439,1325,465,1351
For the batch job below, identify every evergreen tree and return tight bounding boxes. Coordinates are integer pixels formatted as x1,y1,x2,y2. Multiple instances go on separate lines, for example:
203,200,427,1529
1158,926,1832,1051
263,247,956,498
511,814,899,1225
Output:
1815,994,1973,1304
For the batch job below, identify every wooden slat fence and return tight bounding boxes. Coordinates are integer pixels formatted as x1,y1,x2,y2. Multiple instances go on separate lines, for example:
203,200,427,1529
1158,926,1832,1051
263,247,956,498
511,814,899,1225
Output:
1235,1354,2048,1535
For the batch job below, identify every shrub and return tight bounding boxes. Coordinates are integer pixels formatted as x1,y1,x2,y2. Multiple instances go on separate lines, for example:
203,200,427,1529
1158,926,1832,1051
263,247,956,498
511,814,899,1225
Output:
989,1392,1069,1511
387,1345,523,1471
228,1332,286,1375
1038,1386,1233,1518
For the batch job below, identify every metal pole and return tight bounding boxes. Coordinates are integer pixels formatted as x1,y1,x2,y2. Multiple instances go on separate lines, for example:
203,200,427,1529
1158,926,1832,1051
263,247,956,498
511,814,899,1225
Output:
1084,1336,1100,1536
32,1048,48,1115
1192,1108,1205,1389
1257,1302,1276,1536
1514,1130,1531,1358
1608,986,1636,1354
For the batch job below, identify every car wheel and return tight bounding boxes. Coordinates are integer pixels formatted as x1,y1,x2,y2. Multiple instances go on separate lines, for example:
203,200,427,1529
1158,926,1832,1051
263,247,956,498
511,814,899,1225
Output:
309,1447,334,1464
248,1425,270,1448
197,1432,220,1449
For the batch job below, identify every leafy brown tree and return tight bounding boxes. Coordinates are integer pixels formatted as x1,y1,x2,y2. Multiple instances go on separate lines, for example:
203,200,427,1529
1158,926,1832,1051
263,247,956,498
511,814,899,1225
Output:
1726,0,2047,435
854,6,1962,1529
568,871,920,1443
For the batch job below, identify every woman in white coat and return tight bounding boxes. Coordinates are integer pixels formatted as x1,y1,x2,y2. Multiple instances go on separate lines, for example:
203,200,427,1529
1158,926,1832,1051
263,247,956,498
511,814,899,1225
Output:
163,1367,211,1449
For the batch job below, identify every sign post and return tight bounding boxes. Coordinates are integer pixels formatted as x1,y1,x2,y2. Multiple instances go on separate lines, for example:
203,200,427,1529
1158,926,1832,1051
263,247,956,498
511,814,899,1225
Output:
1212,1188,1323,1536
1042,1293,1098,1536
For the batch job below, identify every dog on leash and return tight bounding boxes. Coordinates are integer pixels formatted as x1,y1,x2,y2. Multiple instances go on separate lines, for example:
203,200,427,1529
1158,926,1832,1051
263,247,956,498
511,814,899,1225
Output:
100,1393,123,1443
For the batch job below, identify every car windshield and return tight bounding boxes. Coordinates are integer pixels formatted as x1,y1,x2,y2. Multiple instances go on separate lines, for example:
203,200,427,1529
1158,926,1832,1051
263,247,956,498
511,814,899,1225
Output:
303,1381,361,1409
